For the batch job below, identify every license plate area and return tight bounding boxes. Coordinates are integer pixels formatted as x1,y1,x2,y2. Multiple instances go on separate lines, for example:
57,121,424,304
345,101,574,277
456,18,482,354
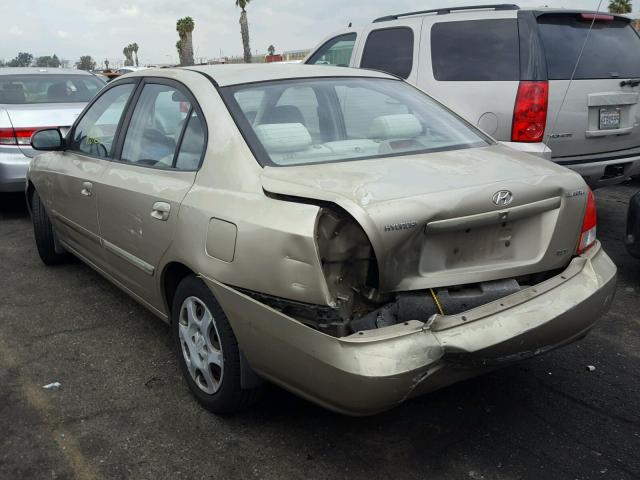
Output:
599,107,621,130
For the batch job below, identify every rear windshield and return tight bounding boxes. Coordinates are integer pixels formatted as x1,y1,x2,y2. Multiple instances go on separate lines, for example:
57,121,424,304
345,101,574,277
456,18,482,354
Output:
537,14,640,80
431,19,520,81
222,77,489,167
0,74,105,104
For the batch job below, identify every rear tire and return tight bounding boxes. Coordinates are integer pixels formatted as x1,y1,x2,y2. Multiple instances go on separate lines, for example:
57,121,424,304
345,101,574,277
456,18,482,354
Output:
171,275,262,414
31,191,70,265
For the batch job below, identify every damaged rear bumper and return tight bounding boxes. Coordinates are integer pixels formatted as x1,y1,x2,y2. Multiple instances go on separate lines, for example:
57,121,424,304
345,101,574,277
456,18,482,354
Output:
201,241,616,416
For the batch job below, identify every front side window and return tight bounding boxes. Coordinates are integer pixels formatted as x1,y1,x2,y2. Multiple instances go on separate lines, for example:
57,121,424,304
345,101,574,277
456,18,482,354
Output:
70,83,135,157
361,28,414,79
0,74,105,104
431,20,520,81
121,84,197,168
223,77,488,167
306,33,357,67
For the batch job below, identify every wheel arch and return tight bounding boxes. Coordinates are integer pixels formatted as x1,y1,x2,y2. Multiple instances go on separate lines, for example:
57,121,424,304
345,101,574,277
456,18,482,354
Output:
162,261,263,390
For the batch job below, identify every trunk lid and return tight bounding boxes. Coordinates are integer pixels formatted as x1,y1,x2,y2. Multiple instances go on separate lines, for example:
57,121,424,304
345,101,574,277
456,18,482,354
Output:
261,144,588,292
537,12,640,158
2,102,83,157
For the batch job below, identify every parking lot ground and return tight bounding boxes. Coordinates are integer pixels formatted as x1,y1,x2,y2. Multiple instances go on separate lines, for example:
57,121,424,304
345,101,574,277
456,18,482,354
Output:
1,181,639,480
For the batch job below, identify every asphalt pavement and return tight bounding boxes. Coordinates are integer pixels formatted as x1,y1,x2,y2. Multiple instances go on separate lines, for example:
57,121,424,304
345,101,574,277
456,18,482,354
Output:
1,180,639,480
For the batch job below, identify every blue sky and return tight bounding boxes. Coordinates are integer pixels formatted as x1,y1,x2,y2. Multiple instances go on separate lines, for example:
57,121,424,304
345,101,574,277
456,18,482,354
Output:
1,0,637,66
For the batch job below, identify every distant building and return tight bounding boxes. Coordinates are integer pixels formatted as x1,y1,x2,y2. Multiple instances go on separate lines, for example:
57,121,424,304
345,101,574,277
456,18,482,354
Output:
282,49,311,61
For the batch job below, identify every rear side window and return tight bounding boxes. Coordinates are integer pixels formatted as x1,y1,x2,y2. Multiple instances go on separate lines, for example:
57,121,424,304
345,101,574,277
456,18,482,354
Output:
431,19,519,81
537,14,640,80
361,28,414,79
307,33,357,66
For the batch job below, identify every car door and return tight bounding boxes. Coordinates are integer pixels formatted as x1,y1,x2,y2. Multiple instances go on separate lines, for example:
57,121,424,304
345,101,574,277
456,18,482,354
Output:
94,78,207,309
47,80,137,266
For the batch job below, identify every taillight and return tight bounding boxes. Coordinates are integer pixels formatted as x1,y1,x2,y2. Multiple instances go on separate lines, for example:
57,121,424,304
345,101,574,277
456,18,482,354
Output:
580,13,613,22
0,127,17,145
0,127,52,146
577,189,597,254
511,81,548,142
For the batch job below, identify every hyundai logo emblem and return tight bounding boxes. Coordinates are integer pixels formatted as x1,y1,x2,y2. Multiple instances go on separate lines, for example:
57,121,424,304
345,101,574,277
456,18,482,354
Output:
492,190,513,206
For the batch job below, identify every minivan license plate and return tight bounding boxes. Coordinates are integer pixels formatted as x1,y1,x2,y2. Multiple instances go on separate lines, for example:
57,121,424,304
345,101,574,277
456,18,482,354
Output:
599,108,621,130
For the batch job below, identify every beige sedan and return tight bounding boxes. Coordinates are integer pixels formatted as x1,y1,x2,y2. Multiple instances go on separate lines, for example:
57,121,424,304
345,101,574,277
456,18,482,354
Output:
26,65,616,415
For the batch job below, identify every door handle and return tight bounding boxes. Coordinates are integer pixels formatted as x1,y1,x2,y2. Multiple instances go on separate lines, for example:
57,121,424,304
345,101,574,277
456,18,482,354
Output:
151,202,171,221
80,181,93,197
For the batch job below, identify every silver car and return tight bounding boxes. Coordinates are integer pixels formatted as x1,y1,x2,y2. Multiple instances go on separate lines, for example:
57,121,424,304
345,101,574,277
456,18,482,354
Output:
0,68,105,192
306,6,640,188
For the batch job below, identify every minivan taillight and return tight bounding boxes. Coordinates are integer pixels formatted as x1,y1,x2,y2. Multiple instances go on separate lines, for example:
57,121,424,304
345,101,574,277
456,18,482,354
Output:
511,81,548,142
577,189,597,255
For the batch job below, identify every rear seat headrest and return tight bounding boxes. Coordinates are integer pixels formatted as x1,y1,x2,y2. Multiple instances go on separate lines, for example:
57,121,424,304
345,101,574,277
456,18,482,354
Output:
255,123,312,153
368,114,423,140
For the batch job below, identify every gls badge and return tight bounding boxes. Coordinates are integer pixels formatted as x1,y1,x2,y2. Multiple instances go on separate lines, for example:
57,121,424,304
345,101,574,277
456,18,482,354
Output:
492,190,513,207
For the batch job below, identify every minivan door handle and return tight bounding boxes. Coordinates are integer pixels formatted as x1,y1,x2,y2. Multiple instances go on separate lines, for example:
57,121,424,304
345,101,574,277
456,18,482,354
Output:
80,181,93,197
151,202,171,221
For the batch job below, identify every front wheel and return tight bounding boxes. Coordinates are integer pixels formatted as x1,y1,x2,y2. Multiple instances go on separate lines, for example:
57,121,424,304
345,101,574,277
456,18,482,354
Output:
171,275,262,414
31,191,70,265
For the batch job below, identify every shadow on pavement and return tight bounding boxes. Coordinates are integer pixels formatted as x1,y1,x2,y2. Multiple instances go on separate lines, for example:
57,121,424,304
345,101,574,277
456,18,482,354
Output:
0,192,28,219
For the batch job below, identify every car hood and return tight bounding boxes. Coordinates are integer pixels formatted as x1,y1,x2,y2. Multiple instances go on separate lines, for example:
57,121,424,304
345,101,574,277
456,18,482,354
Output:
261,144,588,292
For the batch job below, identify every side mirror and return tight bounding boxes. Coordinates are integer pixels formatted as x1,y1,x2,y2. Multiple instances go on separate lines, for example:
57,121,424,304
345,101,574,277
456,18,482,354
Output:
31,128,65,151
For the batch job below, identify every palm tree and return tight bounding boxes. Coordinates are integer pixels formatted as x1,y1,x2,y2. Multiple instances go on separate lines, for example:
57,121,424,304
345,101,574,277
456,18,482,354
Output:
176,17,195,66
268,44,275,56
131,43,139,67
608,0,632,13
122,45,133,66
236,0,252,63
104,58,109,70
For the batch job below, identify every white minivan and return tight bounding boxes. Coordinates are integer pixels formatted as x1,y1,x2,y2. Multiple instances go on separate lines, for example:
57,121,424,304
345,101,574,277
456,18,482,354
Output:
306,4,640,188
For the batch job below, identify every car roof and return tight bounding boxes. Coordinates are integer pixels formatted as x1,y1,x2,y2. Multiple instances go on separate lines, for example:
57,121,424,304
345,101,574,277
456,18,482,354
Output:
371,5,631,23
126,64,396,87
0,68,95,76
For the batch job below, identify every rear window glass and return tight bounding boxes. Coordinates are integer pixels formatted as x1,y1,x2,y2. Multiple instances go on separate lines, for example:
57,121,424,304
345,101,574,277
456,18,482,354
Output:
537,14,640,80
361,28,414,79
431,19,519,81
0,74,105,104
222,77,488,167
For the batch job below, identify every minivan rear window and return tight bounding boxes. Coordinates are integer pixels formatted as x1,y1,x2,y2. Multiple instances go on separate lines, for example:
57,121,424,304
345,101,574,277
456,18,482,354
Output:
431,19,519,81
537,14,640,80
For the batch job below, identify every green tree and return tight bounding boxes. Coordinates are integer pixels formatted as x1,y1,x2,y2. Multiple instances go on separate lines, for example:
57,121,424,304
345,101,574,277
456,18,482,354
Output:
608,0,632,13
76,55,96,71
104,58,110,70
268,44,275,56
236,0,252,63
176,17,195,66
7,52,33,67
131,43,139,67
35,55,61,68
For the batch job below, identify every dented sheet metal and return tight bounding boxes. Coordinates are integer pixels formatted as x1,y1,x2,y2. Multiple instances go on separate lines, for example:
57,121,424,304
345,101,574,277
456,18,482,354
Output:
201,242,616,415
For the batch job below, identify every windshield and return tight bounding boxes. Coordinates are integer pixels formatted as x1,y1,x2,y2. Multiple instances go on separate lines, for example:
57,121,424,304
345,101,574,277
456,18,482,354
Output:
0,74,105,104
222,77,489,166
